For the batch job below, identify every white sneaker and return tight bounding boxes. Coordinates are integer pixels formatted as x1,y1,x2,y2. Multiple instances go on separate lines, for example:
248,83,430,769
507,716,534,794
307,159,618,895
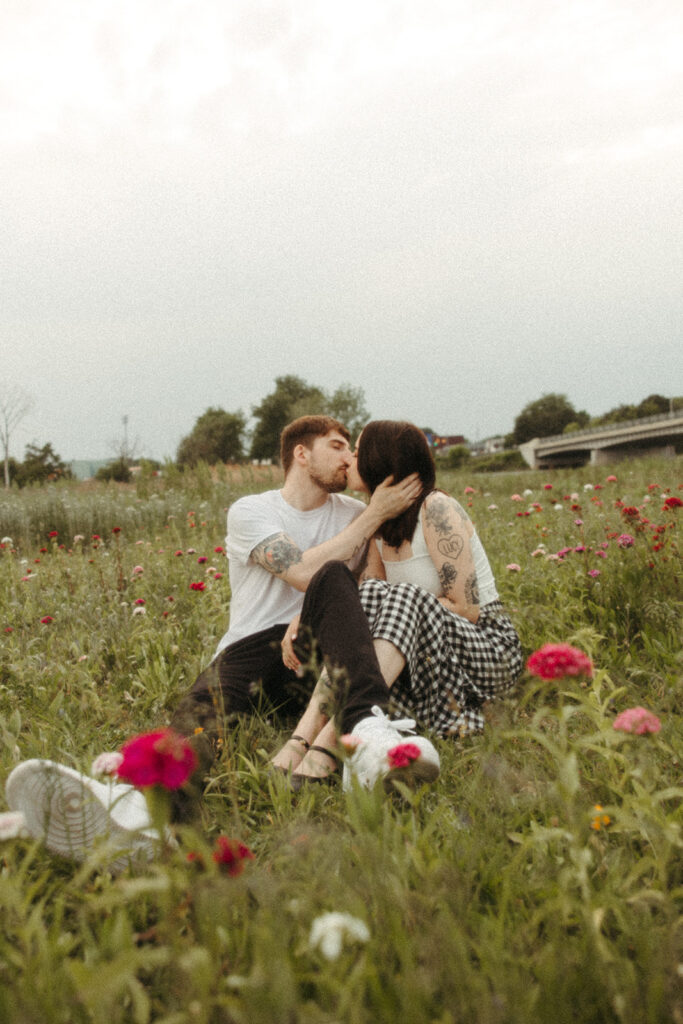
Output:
342,706,440,792
5,759,158,867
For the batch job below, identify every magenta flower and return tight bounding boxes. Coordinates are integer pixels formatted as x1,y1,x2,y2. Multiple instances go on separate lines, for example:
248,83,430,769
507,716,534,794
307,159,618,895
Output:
526,643,593,680
613,707,661,735
117,729,197,789
617,534,635,548
189,581,206,591
387,742,421,769
212,836,255,876
587,569,601,578
40,616,54,624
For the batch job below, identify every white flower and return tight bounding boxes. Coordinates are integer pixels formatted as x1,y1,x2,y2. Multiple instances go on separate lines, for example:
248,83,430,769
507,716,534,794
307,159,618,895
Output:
523,489,533,496
132,606,146,616
583,483,594,491
309,912,370,960
91,752,123,776
1,536,12,545
487,504,498,511
0,811,29,840
554,503,563,511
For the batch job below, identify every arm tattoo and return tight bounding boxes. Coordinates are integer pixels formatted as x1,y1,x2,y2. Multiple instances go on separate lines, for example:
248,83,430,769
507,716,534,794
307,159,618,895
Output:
424,494,452,535
438,563,458,592
437,534,464,560
251,533,304,575
464,572,480,606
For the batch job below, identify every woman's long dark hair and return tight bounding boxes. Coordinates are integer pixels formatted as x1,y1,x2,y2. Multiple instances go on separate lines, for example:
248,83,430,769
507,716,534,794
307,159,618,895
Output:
357,421,436,548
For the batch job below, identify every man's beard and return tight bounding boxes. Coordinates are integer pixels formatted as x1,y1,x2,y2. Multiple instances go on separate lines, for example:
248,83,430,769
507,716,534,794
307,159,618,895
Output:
309,467,348,494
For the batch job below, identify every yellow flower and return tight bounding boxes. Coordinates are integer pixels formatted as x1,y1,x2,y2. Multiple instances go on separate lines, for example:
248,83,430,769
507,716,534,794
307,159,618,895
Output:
591,804,611,831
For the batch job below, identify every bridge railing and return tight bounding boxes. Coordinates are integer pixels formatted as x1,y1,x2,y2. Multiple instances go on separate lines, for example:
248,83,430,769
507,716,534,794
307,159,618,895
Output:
536,410,681,447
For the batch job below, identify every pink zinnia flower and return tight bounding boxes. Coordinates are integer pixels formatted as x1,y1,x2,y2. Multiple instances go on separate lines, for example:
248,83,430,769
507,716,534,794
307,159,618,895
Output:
197,556,207,564
464,486,475,494
117,729,197,789
134,597,146,606
606,475,617,483
617,534,635,548
613,707,661,735
212,836,255,876
510,494,523,502
587,569,601,578
526,643,593,680
506,563,521,572
387,742,421,769
214,546,224,553
543,483,553,490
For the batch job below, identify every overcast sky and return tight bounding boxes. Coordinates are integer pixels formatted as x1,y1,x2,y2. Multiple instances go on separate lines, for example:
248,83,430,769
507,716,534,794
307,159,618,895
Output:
2,0,681,462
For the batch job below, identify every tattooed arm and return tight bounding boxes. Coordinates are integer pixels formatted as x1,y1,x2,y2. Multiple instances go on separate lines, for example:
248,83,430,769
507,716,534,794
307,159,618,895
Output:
422,491,480,623
358,538,387,584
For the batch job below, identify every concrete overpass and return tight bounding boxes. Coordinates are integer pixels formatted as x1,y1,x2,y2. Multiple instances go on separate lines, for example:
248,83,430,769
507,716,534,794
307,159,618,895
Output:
519,411,683,469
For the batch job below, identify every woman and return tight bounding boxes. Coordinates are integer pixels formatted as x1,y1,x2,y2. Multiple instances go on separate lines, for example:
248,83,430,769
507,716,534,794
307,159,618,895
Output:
272,420,523,786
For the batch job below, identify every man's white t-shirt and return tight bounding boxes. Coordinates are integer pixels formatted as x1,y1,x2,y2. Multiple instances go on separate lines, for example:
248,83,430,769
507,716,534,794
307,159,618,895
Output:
215,489,366,653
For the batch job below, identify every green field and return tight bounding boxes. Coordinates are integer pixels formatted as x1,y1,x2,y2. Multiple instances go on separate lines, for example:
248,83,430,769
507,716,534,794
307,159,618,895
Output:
0,457,681,1024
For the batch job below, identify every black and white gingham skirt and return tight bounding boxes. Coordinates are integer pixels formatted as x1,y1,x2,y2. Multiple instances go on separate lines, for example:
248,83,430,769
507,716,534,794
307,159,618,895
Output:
359,579,523,737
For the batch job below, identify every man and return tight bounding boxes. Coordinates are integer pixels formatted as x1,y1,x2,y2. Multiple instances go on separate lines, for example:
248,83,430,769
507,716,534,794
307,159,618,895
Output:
6,416,438,859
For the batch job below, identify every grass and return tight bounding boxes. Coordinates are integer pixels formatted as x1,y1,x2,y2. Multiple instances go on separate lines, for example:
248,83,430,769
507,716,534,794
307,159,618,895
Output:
0,456,681,1023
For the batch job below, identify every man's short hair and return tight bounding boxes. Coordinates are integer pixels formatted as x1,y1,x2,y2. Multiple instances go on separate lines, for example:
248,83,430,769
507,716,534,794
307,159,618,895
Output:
280,416,350,474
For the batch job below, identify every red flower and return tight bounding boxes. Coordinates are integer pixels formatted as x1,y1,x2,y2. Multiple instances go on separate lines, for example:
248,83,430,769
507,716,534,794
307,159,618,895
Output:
613,707,661,735
214,546,224,553
112,526,121,534
387,742,421,769
134,597,146,606
197,556,207,564
662,496,682,510
543,484,553,490
526,643,593,680
212,836,255,876
621,506,640,519
189,581,206,591
117,729,197,789
48,530,58,538
40,616,54,625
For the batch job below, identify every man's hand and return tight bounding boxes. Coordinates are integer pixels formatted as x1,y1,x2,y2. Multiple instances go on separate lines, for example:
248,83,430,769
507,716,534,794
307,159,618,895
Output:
367,474,422,521
281,614,301,672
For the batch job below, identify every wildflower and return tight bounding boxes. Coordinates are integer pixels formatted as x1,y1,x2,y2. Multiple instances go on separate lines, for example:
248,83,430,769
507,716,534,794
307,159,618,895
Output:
73,534,85,542
506,563,521,572
189,581,206,591
134,597,146,605
531,547,546,557
48,530,58,538
212,836,255,876
621,506,640,519
338,734,362,756
309,912,370,961
526,643,593,680
1,536,12,545
91,751,124,776
544,484,553,490
574,519,584,526
40,616,54,624
613,707,661,735
214,546,224,553
606,475,617,482
132,565,144,574
523,489,533,496
587,569,601,578
617,534,635,548
662,496,682,510
574,545,586,553
464,486,475,494
4,626,13,633
117,729,197,789
133,606,146,616
186,548,196,554
553,503,563,511
197,556,207,564
387,742,421,769
487,504,498,511
174,550,183,557
214,572,223,580
0,811,29,840
583,483,593,491
112,526,121,534
511,494,523,501
591,805,611,831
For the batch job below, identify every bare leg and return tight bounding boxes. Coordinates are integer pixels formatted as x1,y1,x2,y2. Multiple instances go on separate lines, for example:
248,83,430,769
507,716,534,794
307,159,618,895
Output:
270,669,333,771
293,719,339,779
373,638,406,688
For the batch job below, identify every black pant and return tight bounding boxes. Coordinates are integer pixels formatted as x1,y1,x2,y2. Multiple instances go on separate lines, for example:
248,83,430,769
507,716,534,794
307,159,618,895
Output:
168,561,390,815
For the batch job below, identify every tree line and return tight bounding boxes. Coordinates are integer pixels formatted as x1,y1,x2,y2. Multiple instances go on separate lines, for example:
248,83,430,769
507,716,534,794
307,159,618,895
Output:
1,376,680,488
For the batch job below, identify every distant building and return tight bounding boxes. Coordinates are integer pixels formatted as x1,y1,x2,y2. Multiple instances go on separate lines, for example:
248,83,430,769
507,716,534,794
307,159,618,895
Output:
424,433,466,453
69,460,109,480
468,436,506,457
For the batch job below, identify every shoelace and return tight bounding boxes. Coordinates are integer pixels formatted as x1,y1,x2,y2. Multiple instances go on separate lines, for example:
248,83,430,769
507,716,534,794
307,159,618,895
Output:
369,705,416,735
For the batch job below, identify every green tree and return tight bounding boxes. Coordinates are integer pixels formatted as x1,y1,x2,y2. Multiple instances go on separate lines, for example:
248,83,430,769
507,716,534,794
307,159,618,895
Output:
635,394,670,418
512,393,589,445
177,408,247,467
442,444,471,469
249,377,369,463
95,458,132,483
14,442,72,487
